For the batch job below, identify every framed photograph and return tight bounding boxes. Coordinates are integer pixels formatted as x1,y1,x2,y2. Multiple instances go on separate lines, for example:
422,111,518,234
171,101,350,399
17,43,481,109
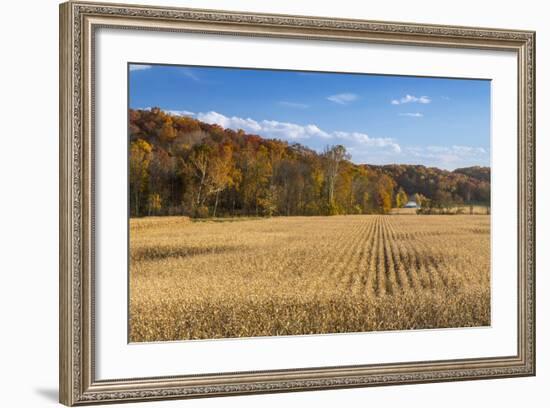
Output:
59,1,535,405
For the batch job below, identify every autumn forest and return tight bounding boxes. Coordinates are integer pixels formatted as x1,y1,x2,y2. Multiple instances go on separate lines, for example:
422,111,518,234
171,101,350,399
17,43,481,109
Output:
129,107,491,218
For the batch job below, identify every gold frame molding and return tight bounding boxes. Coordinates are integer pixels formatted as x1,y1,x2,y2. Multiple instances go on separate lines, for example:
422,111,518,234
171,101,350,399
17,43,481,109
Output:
59,1,536,405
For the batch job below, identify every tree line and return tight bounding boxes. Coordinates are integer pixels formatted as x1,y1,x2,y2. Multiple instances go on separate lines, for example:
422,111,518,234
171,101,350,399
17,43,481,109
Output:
129,108,490,218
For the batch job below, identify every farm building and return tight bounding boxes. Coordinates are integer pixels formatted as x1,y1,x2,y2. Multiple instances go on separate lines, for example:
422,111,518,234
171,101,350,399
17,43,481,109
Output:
404,200,419,208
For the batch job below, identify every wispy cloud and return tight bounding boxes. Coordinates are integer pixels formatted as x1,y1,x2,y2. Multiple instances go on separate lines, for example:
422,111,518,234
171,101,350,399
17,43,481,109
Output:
404,145,488,169
326,93,358,105
129,64,152,72
180,68,200,81
391,94,431,105
278,101,310,109
421,145,487,155
399,112,424,118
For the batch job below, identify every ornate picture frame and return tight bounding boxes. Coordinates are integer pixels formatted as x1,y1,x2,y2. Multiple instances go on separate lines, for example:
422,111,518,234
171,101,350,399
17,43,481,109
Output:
59,1,535,405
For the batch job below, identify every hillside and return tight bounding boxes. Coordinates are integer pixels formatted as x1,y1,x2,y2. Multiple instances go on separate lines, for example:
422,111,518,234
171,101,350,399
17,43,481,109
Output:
129,108,490,217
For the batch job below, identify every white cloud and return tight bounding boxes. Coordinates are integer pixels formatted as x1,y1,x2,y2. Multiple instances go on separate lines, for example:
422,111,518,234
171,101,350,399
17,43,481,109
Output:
194,111,399,156
129,64,152,72
404,145,489,169
279,101,310,109
422,145,487,155
391,94,431,105
399,112,424,118
166,110,195,117
333,131,401,153
450,145,487,155
196,111,330,140
197,111,262,133
326,93,358,105
260,121,331,140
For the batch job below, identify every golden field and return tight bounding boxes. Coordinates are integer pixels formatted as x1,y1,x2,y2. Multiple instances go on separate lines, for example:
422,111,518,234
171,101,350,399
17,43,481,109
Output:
129,215,490,342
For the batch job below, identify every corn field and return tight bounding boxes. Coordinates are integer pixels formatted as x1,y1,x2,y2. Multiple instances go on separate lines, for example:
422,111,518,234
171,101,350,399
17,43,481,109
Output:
129,215,490,342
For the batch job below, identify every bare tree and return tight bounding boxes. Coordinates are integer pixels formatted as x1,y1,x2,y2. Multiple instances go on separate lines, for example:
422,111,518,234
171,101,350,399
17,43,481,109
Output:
322,145,350,207
189,144,211,207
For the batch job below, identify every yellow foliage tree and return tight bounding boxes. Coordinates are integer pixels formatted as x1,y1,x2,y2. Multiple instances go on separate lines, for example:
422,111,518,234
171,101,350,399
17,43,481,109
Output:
129,139,152,216
396,188,408,208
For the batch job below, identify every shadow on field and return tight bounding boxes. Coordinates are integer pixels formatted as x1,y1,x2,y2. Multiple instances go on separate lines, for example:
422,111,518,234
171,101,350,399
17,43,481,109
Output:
131,245,242,261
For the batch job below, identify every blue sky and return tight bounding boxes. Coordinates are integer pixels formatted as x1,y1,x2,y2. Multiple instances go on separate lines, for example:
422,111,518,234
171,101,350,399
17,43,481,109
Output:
129,63,491,170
